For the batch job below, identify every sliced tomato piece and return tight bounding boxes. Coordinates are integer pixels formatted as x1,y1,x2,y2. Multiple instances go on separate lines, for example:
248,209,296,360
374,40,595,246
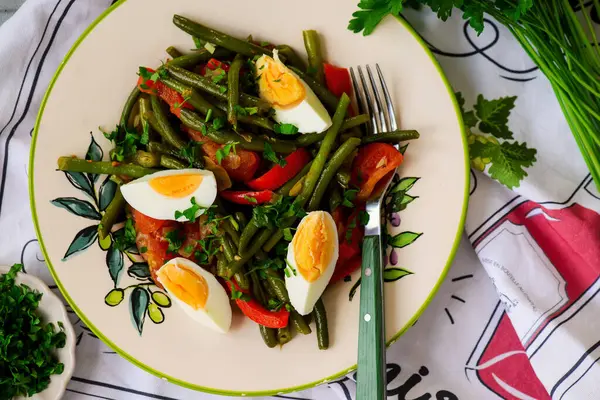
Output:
131,209,168,235
351,143,403,202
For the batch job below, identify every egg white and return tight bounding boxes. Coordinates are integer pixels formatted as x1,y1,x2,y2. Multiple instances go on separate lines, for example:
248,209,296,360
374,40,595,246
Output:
157,258,232,333
285,212,339,315
120,169,217,222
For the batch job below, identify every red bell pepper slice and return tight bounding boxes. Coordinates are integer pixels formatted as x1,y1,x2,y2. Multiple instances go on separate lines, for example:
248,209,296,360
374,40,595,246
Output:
324,63,352,98
137,68,193,118
351,143,403,202
225,281,290,328
246,148,311,191
330,255,362,285
220,190,274,205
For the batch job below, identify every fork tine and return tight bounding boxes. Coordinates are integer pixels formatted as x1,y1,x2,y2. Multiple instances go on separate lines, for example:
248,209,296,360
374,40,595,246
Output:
376,64,398,131
357,66,380,134
350,67,371,135
366,65,389,132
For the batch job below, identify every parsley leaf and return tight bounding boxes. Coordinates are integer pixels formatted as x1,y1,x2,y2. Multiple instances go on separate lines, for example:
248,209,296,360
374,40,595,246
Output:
165,229,185,254
178,142,201,167
103,125,144,162
263,142,287,167
474,94,516,139
0,264,67,398
113,218,137,251
470,139,537,189
358,210,370,226
229,282,251,301
216,142,239,165
211,68,227,84
174,197,206,221
274,123,299,135
212,116,227,131
252,196,305,229
342,188,358,207
243,195,258,204
283,227,294,241
234,105,259,116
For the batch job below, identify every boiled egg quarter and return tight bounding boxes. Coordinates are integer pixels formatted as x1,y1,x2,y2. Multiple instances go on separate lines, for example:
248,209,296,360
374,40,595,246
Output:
120,169,217,222
286,211,339,315
156,258,232,333
256,50,332,134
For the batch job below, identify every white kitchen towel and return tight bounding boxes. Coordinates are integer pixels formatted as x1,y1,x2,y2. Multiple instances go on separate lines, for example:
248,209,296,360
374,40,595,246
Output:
2,1,599,399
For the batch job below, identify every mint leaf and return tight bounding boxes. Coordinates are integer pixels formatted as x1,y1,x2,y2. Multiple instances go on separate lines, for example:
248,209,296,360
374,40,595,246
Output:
474,94,516,139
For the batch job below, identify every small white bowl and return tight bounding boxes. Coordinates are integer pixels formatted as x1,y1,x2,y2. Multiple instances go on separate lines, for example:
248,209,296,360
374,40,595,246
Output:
0,266,76,400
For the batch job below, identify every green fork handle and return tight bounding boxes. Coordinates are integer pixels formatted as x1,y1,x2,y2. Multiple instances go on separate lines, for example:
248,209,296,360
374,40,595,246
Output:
356,234,386,400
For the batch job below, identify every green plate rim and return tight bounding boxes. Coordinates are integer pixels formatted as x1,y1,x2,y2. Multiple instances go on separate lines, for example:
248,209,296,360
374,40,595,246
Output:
28,1,469,396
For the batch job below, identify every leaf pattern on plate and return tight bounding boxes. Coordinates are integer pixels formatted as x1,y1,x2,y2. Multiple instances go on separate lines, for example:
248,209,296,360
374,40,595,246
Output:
106,243,124,286
98,175,117,211
54,134,172,335
62,225,99,260
51,197,102,220
130,287,149,335
348,172,421,300
127,262,151,279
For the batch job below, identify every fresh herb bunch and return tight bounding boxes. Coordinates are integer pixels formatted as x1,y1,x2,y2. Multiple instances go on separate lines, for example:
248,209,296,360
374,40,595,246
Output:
350,0,600,190
0,264,66,399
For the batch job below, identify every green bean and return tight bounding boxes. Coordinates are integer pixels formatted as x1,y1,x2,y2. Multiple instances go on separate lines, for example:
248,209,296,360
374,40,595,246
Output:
259,325,278,348
160,155,186,169
296,94,350,206
277,326,292,345
166,46,183,58
226,228,273,278
212,100,275,131
57,157,158,178
221,234,237,262
296,114,370,147
336,169,351,189
302,30,324,84
223,221,241,247
120,86,140,129
160,77,224,117
234,212,248,229
264,269,289,302
263,232,284,253
179,108,296,153
313,298,329,350
260,276,278,299
166,65,270,111
277,161,313,195
147,141,204,169
138,96,157,142
291,311,312,335
290,66,338,112
329,185,342,212
276,45,307,70
216,254,228,278
132,150,160,168
227,54,244,128
98,187,125,240
307,138,361,211
362,130,421,144
167,47,233,68
238,219,259,254
173,15,271,58
150,95,187,149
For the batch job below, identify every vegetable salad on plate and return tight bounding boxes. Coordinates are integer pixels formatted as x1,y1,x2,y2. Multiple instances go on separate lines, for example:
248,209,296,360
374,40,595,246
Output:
56,14,419,349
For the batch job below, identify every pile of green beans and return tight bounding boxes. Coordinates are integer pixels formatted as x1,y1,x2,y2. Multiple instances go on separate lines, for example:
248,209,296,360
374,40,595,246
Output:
56,14,421,351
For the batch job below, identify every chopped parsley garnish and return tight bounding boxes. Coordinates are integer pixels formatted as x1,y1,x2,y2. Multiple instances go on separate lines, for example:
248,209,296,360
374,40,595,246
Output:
233,105,258,116
205,108,213,122
211,68,227,84
263,142,287,167
193,36,205,49
178,141,201,167
273,123,299,135
243,195,258,204
212,116,227,131
174,197,205,221
215,142,239,165
219,86,228,94
229,282,251,301
140,246,148,254
103,125,144,162
283,228,294,242
267,298,285,311
252,196,305,229
345,218,357,244
165,229,185,254
358,210,370,226
193,235,220,264
113,218,137,251
341,188,358,208
172,95,191,110
247,258,286,279
0,264,67,399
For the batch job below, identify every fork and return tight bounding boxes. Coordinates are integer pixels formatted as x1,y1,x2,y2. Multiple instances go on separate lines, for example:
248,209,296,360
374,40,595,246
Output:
350,64,399,400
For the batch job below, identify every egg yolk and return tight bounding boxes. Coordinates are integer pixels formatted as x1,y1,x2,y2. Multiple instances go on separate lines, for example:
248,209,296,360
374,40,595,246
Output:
256,52,305,109
157,263,209,310
149,174,203,198
292,212,335,283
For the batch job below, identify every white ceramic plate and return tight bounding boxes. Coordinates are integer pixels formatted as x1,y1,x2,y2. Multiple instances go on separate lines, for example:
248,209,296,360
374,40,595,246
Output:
0,266,76,400
30,0,468,395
